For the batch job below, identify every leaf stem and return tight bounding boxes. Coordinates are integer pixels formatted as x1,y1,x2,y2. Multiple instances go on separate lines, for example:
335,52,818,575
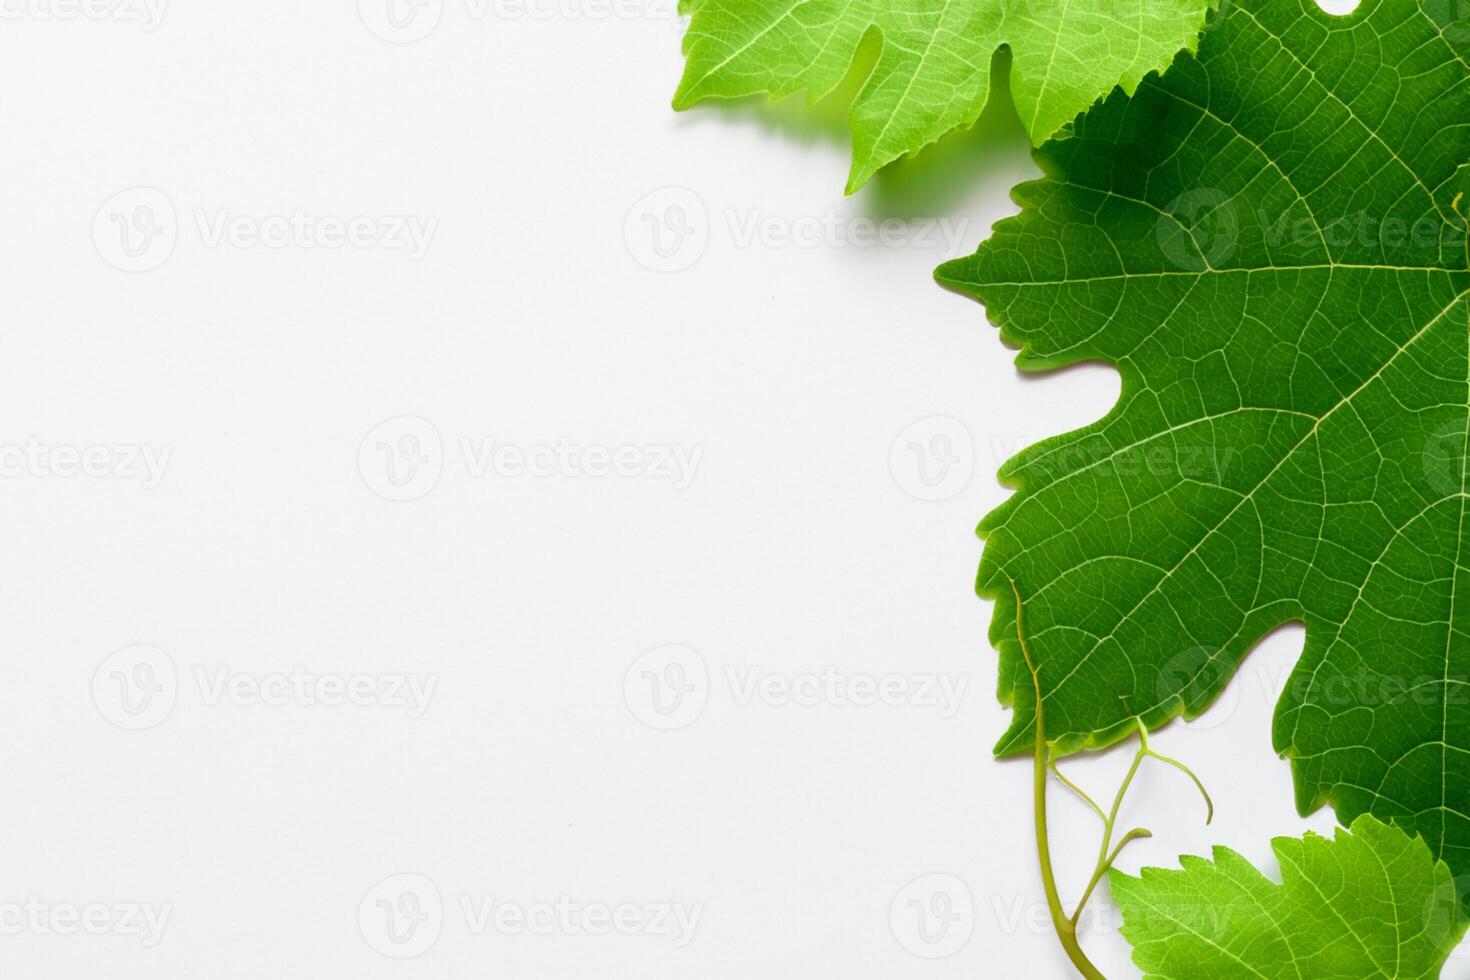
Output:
1012,579,1108,980
1072,827,1152,926
1010,582,1218,979
1096,739,1147,874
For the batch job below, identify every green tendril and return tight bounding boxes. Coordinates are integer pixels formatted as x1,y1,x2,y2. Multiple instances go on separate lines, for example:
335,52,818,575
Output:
1011,579,1217,978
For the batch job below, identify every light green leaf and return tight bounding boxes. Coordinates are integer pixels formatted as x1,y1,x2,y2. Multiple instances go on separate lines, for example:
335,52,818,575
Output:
672,0,1212,192
937,0,1470,879
1111,816,1467,979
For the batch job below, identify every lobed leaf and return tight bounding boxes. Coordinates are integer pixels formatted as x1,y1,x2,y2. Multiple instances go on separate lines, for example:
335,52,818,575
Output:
939,0,1470,883
673,0,1213,191
1111,816,1467,979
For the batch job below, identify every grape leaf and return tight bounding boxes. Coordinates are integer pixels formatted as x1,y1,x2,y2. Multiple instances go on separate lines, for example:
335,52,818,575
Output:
937,0,1470,882
1110,816,1468,979
672,0,1213,192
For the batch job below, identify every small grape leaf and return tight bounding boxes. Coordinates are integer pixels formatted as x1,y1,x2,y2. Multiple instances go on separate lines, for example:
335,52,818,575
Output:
1110,816,1467,979
937,0,1470,879
672,0,1213,192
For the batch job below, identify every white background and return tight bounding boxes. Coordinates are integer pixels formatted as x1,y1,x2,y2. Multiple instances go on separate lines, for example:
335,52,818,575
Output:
0,0,1438,977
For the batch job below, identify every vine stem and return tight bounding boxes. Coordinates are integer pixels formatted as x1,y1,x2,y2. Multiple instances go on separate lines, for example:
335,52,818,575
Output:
1012,579,1108,980
1009,581,1215,979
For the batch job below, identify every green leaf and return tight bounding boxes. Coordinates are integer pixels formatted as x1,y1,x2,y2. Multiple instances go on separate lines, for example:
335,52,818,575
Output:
1110,816,1468,979
672,0,1213,192
937,0,1470,879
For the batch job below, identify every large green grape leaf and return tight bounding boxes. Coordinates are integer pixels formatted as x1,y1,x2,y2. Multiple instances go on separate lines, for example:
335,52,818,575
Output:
937,0,1470,880
672,0,1212,192
1111,816,1468,979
